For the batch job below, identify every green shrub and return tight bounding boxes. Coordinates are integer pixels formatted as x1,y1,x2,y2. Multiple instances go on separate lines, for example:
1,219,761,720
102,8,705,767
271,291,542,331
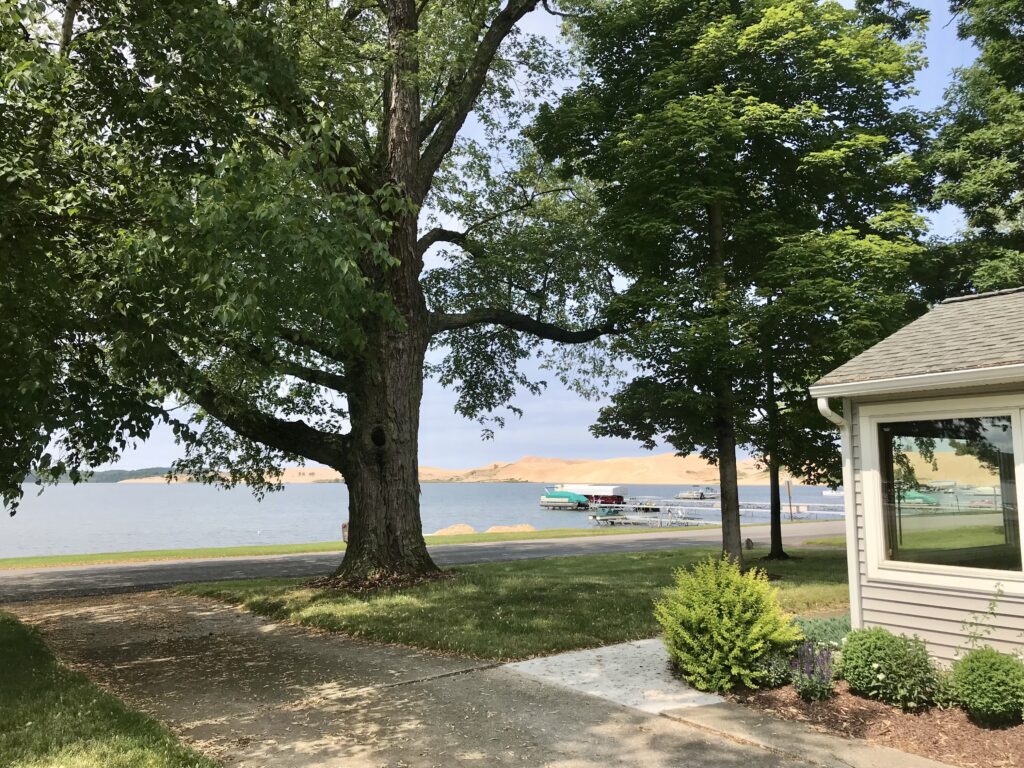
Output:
842,627,936,710
757,649,793,688
655,555,802,693
950,647,1024,726
795,615,850,649
933,670,961,709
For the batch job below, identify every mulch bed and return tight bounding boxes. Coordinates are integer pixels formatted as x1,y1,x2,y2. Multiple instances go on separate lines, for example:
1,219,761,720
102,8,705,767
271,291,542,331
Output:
734,682,1024,768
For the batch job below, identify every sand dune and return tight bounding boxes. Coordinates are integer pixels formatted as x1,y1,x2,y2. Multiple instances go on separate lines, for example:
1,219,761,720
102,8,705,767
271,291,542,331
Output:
422,453,785,484
120,452,789,486
905,451,1000,487
119,474,193,484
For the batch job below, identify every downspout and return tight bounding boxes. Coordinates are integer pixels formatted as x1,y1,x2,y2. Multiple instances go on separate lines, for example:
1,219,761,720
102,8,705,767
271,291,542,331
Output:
817,397,864,629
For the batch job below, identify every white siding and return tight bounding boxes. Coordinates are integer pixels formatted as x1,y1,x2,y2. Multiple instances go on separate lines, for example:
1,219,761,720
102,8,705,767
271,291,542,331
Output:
849,399,1024,663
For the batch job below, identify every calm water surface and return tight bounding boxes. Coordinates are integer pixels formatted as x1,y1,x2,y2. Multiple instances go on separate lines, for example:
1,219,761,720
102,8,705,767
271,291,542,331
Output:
1,482,837,558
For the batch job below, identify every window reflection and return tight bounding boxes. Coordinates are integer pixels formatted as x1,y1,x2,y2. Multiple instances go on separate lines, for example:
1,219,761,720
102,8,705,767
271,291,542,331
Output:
879,416,1021,571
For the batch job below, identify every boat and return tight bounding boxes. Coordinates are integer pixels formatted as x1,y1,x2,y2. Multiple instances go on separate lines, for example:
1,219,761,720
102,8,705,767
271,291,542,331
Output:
676,486,720,500
821,489,844,497
631,496,661,512
538,490,590,510
553,484,627,504
898,489,940,506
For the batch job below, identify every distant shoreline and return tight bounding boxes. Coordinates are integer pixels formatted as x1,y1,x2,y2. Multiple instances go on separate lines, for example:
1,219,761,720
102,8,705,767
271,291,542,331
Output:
57,452,807,487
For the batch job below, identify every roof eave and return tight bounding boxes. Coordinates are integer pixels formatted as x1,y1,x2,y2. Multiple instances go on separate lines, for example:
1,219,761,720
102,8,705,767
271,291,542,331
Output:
809,362,1024,399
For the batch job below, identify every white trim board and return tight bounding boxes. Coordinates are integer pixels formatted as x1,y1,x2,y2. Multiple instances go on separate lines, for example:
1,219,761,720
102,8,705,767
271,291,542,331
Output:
810,363,1024,399
857,393,1024,598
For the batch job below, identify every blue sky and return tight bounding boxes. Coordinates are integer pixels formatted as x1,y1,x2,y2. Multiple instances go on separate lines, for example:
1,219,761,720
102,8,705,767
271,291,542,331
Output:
107,0,977,470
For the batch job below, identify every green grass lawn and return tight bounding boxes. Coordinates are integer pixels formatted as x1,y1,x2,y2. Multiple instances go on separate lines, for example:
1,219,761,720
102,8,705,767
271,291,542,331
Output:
0,526,717,571
803,536,846,547
805,523,1010,551
178,547,849,660
0,612,215,768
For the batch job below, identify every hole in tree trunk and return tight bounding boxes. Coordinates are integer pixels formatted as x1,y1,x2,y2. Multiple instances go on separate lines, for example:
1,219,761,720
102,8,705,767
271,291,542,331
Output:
370,426,387,447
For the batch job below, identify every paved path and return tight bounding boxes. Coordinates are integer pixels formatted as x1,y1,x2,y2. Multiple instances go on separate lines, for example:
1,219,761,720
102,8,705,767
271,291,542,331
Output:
506,640,953,768
12,592,815,768
0,520,844,603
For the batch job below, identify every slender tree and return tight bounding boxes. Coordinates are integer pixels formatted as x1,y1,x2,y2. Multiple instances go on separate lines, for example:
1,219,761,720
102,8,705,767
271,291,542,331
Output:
0,1,613,583
931,0,1024,290
535,0,929,561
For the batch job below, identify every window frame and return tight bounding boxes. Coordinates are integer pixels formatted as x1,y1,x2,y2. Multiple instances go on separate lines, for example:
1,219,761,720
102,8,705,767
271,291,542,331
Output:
860,393,1024,596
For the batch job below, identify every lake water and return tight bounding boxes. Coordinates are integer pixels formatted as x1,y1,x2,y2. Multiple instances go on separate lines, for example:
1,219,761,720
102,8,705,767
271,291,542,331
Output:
0,482,839,558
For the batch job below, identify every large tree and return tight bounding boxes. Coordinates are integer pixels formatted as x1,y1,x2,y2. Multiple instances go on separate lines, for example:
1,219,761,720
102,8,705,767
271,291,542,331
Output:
535,0,929,561
931,0,1024,290
0,1,613,583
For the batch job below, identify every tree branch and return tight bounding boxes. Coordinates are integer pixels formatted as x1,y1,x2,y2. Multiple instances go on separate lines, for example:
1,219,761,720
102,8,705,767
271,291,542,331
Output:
416,185,572,256
277,327,352,365
416,0,540,199
61,0,80,54
227,339,350,393
541,0,580,18
417,227,468,255
279,361,349,393
186,378,349,468
430,308,614,343
154,341,349,467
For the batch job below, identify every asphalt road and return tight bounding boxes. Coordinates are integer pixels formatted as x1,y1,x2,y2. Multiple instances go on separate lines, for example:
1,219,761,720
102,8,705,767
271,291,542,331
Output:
0,520,845,603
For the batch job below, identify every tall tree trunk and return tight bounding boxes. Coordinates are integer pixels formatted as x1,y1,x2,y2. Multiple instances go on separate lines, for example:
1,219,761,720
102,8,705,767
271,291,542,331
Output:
716,405,743,564
335,326,438,581
764,355,788,560
708,201,742,564
767,457,788,560
332,0,438,582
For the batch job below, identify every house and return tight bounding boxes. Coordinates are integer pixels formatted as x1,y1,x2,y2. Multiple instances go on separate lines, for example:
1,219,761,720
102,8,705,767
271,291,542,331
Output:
809,288,1024,661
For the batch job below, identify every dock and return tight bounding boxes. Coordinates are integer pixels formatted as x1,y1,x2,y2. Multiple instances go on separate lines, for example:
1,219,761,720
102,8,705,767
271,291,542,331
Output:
587,498,844,528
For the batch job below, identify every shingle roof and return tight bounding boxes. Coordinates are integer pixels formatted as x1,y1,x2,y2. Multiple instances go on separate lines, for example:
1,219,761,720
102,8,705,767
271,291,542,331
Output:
812,288,1024,392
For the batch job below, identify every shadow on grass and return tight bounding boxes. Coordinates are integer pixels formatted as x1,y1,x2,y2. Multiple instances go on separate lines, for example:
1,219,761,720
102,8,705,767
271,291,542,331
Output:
12,592,809,768
0,612,216,768
179,547,849,660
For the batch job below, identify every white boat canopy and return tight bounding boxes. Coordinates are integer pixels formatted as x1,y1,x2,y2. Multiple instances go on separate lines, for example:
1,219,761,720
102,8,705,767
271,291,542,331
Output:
556,484,627,497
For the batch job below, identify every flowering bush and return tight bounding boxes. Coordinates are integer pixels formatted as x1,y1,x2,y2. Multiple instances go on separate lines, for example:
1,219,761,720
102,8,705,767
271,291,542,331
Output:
791,641,834,701
842,628,936,710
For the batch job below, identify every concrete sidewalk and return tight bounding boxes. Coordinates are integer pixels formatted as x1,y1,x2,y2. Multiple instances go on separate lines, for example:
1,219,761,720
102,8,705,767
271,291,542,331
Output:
0,520,845,602
505,640,954,768
12,592,814,768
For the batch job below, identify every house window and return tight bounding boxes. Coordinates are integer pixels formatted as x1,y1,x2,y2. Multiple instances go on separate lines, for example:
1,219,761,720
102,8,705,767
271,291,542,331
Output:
878,416,1022,572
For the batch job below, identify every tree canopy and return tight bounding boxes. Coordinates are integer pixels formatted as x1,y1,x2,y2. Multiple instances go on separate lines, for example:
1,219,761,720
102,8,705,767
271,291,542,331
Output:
535,0,931,559
931,0,1024,290
1,0,614,581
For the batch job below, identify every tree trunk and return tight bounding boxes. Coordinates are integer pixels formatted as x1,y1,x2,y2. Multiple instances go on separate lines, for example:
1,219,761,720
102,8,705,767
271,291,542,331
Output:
333,0,439,582
764,358,788,560
716,405,744,564
335,325,439,581
708,201,742,564
767,457,789,560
